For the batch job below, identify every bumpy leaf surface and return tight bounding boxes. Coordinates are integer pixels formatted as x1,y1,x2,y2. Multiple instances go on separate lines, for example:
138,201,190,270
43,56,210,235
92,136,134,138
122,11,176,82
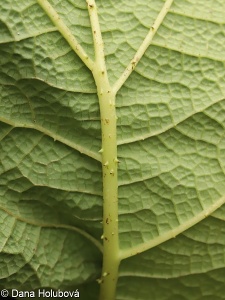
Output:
1,0,225,299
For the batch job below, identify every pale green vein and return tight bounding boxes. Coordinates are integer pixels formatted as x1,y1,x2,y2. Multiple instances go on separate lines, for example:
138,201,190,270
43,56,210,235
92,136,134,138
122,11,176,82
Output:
87,0,106,70
0,116,101,162
0,206,103,253
112,0,174,94
119,194,225,260
16,28,57,41
86,1,119,299
36,0,94,71
0,126,14,142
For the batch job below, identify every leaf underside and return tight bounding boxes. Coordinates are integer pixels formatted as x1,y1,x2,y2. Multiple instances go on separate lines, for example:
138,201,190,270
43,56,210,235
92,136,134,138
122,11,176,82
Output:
1,0,225,299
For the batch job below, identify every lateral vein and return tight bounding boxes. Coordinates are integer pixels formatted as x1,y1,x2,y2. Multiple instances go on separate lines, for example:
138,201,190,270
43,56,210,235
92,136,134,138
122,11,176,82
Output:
112,0,174,94
36,0,94,71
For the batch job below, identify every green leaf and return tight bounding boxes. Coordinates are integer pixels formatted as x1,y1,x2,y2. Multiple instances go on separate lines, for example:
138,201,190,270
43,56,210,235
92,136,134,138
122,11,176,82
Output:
1,0,225,299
